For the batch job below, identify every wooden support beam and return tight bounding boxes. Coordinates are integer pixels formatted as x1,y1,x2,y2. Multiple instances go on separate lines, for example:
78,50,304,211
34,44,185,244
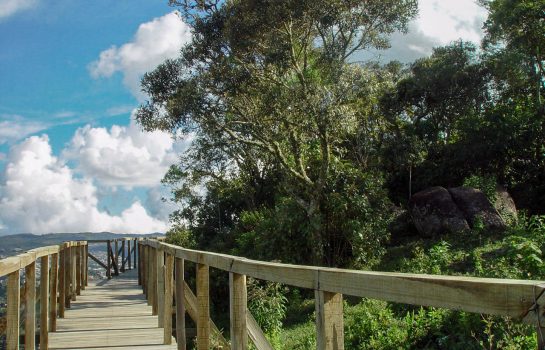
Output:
229,272,247,350
25,261,36,350
58,249,65,317
115,240,119,275
80,245,86,291
138,243,142,286
151,248,157,314
196,263,210,350
106,241,112,279
247,312,274,350
49,253,58,331
182,281,230,349
121,240,126,272
109,244,119,276
40,256,49,350
71,246,77,302
84,244,88,287
127,240,131,270
134,239,137,269
7,269,20,350
87,252,108,271
164,254,174,344
175,258,186,350
157,250,165,327
76,244,81,296
65,247,71,308
315,291,344,350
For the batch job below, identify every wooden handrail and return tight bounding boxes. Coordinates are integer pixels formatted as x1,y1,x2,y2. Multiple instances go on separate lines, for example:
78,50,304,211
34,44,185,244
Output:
3,237,544,350
140,238,545,350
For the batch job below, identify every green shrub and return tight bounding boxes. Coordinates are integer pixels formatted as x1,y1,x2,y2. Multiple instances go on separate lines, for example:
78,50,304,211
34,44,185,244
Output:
401,241,452,274
165,225,196,248
247,278,288,346
463,174,498,203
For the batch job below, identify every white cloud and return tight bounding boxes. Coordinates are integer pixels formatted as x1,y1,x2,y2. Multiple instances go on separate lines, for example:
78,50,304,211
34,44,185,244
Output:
416,0,486,46
89,11,192,100
0,115,48,144
63,112,178,188
355,0,488,63
0,0,36,20
0,135,167,234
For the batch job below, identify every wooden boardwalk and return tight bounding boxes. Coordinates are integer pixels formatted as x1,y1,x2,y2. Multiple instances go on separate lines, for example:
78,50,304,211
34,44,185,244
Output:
49,269,176,350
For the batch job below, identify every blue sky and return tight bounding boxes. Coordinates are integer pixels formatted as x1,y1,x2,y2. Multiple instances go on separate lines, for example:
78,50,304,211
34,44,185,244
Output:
0,0,487,235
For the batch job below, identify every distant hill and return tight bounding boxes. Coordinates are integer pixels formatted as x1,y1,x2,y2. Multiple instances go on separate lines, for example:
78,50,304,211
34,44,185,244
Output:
0,232,164,258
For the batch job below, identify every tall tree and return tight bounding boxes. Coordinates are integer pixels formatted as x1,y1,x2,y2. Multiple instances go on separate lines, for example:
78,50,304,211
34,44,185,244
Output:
138,0,417,265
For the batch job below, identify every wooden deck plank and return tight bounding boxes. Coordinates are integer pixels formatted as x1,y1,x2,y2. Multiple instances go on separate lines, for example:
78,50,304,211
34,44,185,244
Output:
49,270,177,350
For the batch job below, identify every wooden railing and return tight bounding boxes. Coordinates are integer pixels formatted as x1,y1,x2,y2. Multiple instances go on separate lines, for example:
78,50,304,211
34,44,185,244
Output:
140,238,545,350
0,238,137,350
1,238,545,349
0,241,85,350
86,238,137,279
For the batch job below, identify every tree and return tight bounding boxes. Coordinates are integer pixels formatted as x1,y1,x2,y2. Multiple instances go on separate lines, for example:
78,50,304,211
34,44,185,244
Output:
481,0,545,108
379,42,490,201
138,0,417,265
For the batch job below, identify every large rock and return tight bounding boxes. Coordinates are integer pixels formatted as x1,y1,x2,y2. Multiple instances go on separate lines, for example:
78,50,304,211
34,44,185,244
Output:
409,186,470,238
448,186,506,230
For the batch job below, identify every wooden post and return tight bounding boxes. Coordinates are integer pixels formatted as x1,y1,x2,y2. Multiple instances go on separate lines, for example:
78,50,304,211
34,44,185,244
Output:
115,240,119,275
121,240,126,272
71,245,77,301
65,246,71,308
196,263,210,350
58,248,66,317
127,240,131,270
134,239,137,269
40,256,49,350
229,273,247,350
138,242,142,286
25,261,36,350
175,258,186,350
157,250,165,327
107,241,112,279
84,244,89,287
50,253,58,331
315,291,344,350
6,270,20,350
229,273,248,349
151,248,158,315
82,244,87,289
164,254,174,344
76,243,81,296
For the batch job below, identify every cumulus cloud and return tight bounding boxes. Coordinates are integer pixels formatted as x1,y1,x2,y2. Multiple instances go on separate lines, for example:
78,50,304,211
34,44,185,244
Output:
0,115,48,144
89,11,192,99
355,0,488,63
0,135,167,234
0,0,36,20
63,113,178,188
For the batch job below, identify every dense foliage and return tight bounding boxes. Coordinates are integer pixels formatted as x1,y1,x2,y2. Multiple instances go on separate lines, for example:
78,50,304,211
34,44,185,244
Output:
144,0,545,348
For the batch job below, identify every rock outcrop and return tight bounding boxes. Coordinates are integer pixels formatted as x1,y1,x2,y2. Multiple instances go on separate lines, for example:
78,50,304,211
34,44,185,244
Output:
408,187,469,238
409,186,508,237
448,186,506,230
